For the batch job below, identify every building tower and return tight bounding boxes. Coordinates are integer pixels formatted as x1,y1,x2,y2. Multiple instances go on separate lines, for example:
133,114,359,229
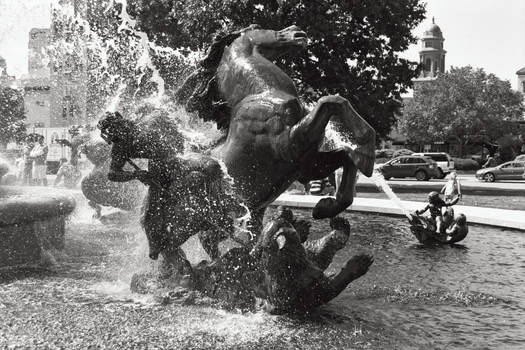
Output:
0,55,15,87
517,67,525,94
419,18,446,79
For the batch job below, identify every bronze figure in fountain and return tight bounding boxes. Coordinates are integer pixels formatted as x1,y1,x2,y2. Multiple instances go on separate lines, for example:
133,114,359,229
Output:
102,25,376,312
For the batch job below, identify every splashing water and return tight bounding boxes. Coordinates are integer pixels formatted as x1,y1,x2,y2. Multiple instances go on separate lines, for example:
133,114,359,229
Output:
325,122,411,219
371,170,411,219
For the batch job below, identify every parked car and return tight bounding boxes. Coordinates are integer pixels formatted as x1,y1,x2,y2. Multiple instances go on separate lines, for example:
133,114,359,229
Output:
475,161,525,182
412,152,454,178
376,155,439,181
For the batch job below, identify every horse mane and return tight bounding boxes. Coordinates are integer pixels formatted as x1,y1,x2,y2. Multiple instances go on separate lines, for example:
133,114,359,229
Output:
174,30,242,130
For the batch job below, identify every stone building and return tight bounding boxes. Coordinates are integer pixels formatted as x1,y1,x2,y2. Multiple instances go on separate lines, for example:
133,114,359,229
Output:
517,67,525,98
412,18,446,90
517,67,525,119
22,28,52,129
0,55,16,87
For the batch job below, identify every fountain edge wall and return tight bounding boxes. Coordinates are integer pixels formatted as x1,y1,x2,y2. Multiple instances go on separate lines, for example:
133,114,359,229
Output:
0,193,76,267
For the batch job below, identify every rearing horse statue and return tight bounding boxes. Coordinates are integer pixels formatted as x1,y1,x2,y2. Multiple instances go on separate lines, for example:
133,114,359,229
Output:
178,25,376,238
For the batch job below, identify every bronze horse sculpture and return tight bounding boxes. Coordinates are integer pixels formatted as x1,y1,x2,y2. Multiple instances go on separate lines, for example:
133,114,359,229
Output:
142,25,376,311
177,25,376,233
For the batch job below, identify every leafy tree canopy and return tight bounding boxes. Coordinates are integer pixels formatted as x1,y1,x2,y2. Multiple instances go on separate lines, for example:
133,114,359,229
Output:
127,0,426,139
0,87,26,145
398,66,524,153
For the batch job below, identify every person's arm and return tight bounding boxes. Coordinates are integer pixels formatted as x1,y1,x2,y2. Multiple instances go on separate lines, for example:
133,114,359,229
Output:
445,196,460,206
456,178,462,198
107,150,141,182
416,205,429,215
445,223,457,235
440,184,446,194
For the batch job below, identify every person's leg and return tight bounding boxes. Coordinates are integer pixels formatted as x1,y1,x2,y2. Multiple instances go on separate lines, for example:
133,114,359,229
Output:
141,189,166,260
436,216,444,233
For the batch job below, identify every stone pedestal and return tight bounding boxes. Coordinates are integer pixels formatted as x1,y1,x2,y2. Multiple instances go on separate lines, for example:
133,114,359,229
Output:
0,193,75,267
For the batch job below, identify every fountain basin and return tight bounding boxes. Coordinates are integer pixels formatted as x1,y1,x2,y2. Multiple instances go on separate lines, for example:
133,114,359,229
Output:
0,189,76,267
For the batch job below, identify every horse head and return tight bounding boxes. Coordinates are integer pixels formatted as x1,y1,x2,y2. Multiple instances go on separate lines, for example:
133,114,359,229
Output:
237,25,308,60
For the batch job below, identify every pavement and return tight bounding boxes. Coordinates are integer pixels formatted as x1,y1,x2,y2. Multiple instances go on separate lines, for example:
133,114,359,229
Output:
356,173,525,195
273,194,525,231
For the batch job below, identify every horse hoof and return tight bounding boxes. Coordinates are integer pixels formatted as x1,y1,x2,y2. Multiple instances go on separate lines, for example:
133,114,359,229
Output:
329,217,350,234
312,197,339,219
342,254,374,280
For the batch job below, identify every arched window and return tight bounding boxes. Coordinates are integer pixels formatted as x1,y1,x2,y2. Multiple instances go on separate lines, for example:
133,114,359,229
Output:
522,81,525,92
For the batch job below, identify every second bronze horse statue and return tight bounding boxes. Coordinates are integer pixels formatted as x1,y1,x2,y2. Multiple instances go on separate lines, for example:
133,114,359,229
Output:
177,25,376,235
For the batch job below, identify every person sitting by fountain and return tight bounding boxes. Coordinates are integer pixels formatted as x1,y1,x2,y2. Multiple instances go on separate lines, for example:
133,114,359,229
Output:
54,157,81,189
415,191,460,234
441,171,462,201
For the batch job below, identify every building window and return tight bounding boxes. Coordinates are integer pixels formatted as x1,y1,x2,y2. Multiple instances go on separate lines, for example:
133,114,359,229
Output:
522,81,525,92
425,58,431,71
36,100,45,106
425,41,432,48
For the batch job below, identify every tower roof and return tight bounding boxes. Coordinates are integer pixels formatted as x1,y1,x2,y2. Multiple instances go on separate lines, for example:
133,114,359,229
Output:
0,55,5,68
422,17,444,39
517,67,525,75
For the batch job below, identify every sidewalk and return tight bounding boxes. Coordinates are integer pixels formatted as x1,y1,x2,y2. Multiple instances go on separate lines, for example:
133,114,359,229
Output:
273,194,525,231
356,175,525,195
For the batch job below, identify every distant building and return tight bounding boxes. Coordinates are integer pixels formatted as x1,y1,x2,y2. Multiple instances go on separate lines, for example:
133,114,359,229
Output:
413,18,446,89
387,19,449,151
22,28,52,129
517,67,525,119
0,55,16,87
21,28,73,163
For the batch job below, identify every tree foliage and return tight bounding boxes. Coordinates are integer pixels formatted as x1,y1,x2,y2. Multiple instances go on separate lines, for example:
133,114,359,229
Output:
127,0,426,139
0,87,26,145
398,66,524,154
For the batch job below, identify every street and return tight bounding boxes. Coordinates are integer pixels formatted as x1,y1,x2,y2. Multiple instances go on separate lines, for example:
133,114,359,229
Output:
357,173,525,192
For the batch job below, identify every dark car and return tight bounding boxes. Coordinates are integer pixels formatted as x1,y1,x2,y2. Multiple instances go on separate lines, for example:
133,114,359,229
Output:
475,161,525,182
412,152,454,178
377,155,439,181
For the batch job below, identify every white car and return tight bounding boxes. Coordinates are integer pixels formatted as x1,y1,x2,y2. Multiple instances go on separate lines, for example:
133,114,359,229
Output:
412,152,455,179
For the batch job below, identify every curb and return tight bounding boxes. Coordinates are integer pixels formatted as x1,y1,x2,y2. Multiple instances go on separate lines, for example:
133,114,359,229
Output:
356,182,525,196
272,194,525,231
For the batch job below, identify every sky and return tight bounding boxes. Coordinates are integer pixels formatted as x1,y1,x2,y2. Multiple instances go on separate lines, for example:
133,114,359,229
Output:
0,0,524,89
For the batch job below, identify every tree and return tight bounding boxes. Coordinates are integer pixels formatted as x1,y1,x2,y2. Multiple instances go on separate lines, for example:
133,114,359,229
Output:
0,87,26,147
397,66,524,156
126,0,426,139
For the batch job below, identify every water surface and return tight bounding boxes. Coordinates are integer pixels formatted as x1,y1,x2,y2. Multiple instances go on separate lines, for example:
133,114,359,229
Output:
1,196,524,349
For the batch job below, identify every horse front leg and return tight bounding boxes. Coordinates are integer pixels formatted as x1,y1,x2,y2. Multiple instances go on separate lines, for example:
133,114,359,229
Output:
291,95,375,175
290,95,376,219
297,150,357,219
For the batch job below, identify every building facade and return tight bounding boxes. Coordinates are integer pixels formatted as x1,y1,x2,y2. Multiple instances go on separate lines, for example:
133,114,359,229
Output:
412,18,446,90
22,28,52,129
0,55,16,87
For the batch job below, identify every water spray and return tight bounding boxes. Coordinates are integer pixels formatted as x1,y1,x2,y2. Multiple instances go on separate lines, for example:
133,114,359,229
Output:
325,122,411,219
